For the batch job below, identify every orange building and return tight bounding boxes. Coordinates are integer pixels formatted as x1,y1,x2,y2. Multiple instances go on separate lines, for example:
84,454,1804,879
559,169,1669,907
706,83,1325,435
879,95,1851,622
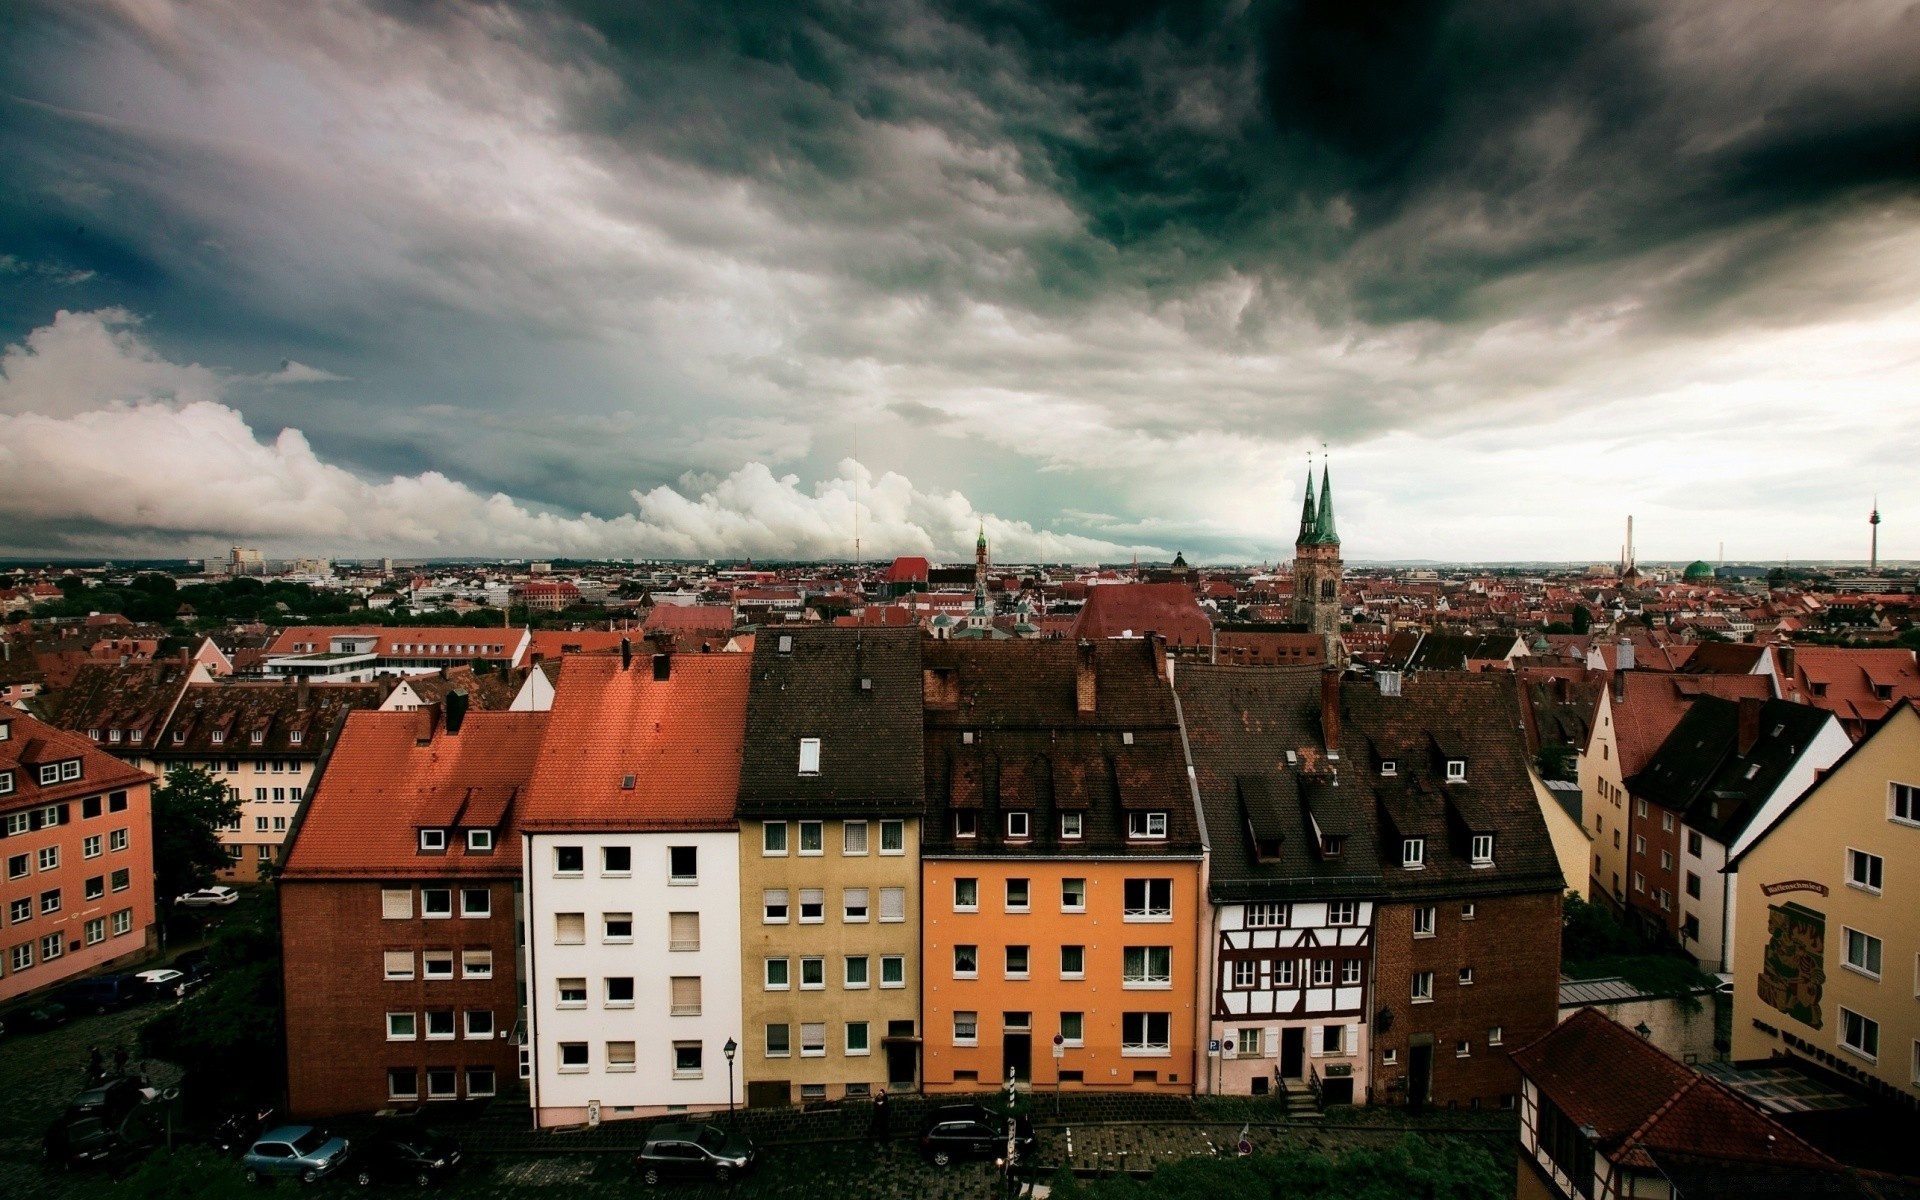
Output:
1,710,157,1005
920,639,1203,1094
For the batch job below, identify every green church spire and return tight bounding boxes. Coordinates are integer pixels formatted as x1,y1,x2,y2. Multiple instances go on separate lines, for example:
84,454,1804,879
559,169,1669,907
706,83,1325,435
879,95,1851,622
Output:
1297,468,1317,546
1312,463,1339,545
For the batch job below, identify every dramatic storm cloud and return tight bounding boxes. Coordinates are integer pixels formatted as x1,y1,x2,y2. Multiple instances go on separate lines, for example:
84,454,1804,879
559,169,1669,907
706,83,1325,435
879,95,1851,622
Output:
2,0,1917,561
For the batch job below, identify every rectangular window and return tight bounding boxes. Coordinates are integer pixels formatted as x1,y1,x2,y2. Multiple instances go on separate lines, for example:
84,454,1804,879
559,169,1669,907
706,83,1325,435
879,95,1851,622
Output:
1412,971,1434,1002
1121,1012,1170,1054
556,845,586,875
1635,834,1647,855
1328,901,1356,925
84,876,104,901
843,888,869,922
954,811,977,839
384,951,415,980
1686,872,1702,900
466,828,492,852
37,846,58,872
40,933,63,962
110,868,129,892
1844,928,1883,979
798,737,822,776
1246,903,1290,928
606,977,635,1007
1061,1011,1084,1046
1061,945,1086,979
846,1021,870,1056
603,912,633,942
668,845,698,882
461,888,490,918
256,816,270,832
1006,878,1030,912
557,1043,588,1072
669,911,700,951
762,822,788,855
557,978,587,1007
1413,906,1435,937
845,955,870,988
1848,848,1884,894
1893,782,1919,826
466,1066,495,1098
1006,810,1031,839
602,845,632,875
1342,959,1362,985
881,955,905,988
1231,960,1256,989
953,945,978,978
462,949,492,979
765,956,791,990
11,942,31,971
1840,1008,1880,1061
422,889,452,918
879,819,905,854
954,1011,978,1045
418,828,446,852
798,888,825,923
1123,878,1172,920
1470,834,1493,865
109,828,128,852
83,917,105,945
1061,812,1083,839
1660,850,1673,871
1062,878,1087,912
1459,966,1475,986
82,834,103,859
879,886,906,923
423,950,454,979
8,896,29,923
670,976,702,1017
763,888,789,923
593,1040,632,1074
843,821,868,855
1005,945,1030,979
1239,1027,1263,1057
464,1009,494,1039
1127,811,1167,839
1488,1026,1503,1046
1402,838,1425,869
766,1024,791,1058
1123,946,1172,987
800,956,825,989
388,1069,419,1100
800,1023,826,1058
1687,830,1703,857
554,912,585,944
954,877,979,910
1312,959,1334,986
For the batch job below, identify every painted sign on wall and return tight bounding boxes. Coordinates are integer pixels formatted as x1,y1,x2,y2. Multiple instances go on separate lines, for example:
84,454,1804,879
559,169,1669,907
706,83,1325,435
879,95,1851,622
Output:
1757,902,1825,1031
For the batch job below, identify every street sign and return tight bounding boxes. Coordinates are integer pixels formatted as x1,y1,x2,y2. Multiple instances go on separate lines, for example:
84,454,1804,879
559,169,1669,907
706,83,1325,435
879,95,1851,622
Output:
1053,1042,1064,1059
1207,1039,1221,1053
1053,1033,1064,1045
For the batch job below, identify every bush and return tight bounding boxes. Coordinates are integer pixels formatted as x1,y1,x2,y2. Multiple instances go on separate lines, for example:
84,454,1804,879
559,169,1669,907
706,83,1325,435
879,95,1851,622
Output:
1042,1136,1507,1200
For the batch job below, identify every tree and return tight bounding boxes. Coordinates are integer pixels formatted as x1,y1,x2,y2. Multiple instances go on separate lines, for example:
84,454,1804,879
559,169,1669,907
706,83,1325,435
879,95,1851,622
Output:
141,903,285,1109
152,766,243,904
1571,604,1592,634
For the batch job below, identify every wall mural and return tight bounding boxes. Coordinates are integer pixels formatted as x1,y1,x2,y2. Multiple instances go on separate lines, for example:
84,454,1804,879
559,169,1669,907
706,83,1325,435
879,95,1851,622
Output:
1757,902,1825,1030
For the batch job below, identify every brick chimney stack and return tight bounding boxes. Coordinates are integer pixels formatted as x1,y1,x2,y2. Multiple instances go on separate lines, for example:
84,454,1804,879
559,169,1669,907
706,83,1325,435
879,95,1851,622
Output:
1737,696,1764,757
1320,666,1342,754
1076,640,1097,716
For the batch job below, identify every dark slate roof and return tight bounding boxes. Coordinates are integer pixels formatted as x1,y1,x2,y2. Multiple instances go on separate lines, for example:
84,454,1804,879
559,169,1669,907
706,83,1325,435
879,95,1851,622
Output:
154,681,382,760
1628,696,1834,844
1514,668,1605,758
737,628,924,817
1385,631,1520,671
35,660,194,751
920,639,1200,859
1177,665,1564,903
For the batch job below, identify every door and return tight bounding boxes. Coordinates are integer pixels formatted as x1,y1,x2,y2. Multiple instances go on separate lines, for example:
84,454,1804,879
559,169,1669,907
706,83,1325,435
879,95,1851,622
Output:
746,1081,789,1109
1003,1034,1031,1083
886,1041,917,1088
1407,1044,1432,1114
1280,1028,1305,1079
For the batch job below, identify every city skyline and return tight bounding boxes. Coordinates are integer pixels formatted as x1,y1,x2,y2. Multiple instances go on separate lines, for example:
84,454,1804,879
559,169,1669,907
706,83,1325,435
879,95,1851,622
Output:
4,2,1919,563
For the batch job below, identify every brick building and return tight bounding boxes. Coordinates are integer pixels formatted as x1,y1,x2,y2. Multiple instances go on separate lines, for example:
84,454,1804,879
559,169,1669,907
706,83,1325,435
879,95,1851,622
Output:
0,710,156,1005
279,701,548,1117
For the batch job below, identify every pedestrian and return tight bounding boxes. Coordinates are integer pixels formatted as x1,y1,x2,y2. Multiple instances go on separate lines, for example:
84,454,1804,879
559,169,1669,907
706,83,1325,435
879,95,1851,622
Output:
87,1046,104,1082
113,1045,129,1077
868,1089,889,1147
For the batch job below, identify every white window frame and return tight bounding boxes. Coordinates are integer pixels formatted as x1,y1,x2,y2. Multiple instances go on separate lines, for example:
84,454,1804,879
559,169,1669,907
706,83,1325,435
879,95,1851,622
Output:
1006,810,1031,839
386,1012,417,1041
1412,971,1434,1003
763,889,789,924
1062,878,1087,913
1839,1006,1879,1063
1402,838,1425,870
879,819,905,855
1060,812,1083,840
466,829,493,852
1445,759,1465,781
762,821,788,856
798,737,822,776
798,821,824,856
418,829,446,852
1413,906,1436,937
1470,834,1493,866
842,820,869,855
1891,781,1919,827
1847,848,1884,895
954,1011,978,1045
1843,927,1883,980
1127,810,1167,840
954,877,979,912
880,955,906,988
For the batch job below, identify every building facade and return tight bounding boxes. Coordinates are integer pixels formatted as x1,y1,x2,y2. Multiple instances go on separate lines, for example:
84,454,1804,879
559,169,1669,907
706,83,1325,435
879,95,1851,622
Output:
0,710,156,1005
736,629,924,1106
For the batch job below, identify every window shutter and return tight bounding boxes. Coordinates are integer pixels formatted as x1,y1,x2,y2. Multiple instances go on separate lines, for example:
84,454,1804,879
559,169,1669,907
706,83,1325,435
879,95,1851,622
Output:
555,912,585,944
381,888,412,919
670,976,702,1015
1309,1025,1322,1057
879,887,905,922
1345,1024,1358,1055
669,912,700,951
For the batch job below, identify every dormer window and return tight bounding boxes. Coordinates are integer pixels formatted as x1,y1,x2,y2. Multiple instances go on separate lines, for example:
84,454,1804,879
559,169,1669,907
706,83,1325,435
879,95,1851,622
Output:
1122,731,1134,745
210,730,225,744
289,730,304,745
1402,837,1426,869
1060,813,1083,839
777,635,793,655
38,759,82,786
1006,811,1031,839
962,731,975,745
130,730,142,744
1470,834,1494,866
1380,759,1397,777
250,730,265,745
954,811,977,839
1445,759,1466,782
108,729,121,743
797,737,821,776
0,770,13,796
89,729,101,741
1320,835,1345,858
1128,811,1168,840
466,829,494,852
419,829,447,852
172,729,185,743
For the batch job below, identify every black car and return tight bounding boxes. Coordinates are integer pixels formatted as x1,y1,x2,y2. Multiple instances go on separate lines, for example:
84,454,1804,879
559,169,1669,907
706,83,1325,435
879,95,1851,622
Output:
2,1000,70,1035
44,1107,158,1171
918,1104,1036,1167
58,973,142,1014
69,1077,152,1123
636,1122,755,1186
352,1130,463,1187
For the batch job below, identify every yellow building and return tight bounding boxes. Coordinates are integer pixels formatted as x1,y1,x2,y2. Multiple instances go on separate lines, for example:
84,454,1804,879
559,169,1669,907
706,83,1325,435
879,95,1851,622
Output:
1730,702,1920,1110
1580,682,1629,909
735,629,925,1106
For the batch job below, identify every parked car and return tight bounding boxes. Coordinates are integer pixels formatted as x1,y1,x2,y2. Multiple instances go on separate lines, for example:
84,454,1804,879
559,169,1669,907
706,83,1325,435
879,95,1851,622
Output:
68,1077,156,1123
44,1112,144,1170
635,1122,755,1186
243,1125,352,1184
58,973,142,1014
0,1000,69,1035
918,1104,1035,1167
133,969,188,1000
174,886,240,907
351,1130,463,1187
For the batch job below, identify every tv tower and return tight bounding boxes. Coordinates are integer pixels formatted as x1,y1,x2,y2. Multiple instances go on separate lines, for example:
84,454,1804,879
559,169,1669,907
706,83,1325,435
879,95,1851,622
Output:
1870,498,1881,574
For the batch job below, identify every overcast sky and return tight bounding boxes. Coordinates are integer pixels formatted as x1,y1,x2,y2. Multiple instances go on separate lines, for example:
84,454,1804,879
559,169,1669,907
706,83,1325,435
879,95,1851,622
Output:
3,0,1918,564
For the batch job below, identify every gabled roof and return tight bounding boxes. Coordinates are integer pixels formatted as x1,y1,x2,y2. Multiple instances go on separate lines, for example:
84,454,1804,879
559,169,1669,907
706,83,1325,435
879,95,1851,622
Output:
518,652,749,833
0,709,152,812
1679,642,1769,675
526,629,629,660
641,605,738,634
1730,702,1920,870
280,709,549,879
736,628,923,817
1514,667,1605,757
1069,583,1213,647
1611,671,1773,777
35,660,194,748
156,681,381,759
1628,696,1833,843
1386,631,1522,671
1783,646,1920,731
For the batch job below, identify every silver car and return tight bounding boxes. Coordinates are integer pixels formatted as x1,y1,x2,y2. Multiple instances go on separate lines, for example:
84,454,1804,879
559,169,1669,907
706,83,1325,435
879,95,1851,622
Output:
243,1125,351,1184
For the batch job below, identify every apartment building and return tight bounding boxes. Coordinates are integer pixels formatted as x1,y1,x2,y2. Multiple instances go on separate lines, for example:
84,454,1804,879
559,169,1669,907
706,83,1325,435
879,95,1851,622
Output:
0,710,156,1005
263,627,532,681
1730,702,1920,1114
736,629,924,1106
1627,696,1847,969
1177,666,1378,1102
279,702,546,1116
920,639,1203,1095
519,650,750,1127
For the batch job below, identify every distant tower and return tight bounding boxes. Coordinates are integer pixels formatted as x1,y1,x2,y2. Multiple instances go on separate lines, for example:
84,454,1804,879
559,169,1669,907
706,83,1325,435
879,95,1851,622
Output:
1620,516,1638,588
1871,499,1881,573
1292,462,1345,663
974,521,989,593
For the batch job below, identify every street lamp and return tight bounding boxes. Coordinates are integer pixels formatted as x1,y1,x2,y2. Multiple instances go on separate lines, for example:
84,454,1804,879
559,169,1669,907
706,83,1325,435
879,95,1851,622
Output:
724,1037,738,1125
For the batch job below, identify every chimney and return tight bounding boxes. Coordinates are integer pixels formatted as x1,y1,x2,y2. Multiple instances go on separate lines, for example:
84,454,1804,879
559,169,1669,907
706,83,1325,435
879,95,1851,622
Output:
1616,638,1635,672
180,646,191,668
1320,666,1342,753
445,689,469,735
652,652,672,682
1148,632,1169,682
620,636,632,671
416,702,441,745
1737,696,1764,757
1076,640,1097,716
296,675,310,711
1613,669,1627,705
1776,646,1795,680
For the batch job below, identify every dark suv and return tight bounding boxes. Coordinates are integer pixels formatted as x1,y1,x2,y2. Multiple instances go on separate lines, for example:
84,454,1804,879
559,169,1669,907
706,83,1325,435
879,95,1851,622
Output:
636,1122,755,1186
351,1130,463,1187
918,1104,1035,1167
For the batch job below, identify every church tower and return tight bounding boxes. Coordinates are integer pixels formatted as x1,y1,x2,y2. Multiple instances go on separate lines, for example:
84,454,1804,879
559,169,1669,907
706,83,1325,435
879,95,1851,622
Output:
1292,463,1345,662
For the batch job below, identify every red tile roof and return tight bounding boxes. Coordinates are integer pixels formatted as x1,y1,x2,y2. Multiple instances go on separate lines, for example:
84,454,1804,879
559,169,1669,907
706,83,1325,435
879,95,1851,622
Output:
1070,583,1213,647
1783,647,1920,732
0,709,153,812
280,709,550,879
517,653,750,832
266,626,526,663
880,556,930,584
526,629,629,659
641,605,737,633
1612,671,1773,777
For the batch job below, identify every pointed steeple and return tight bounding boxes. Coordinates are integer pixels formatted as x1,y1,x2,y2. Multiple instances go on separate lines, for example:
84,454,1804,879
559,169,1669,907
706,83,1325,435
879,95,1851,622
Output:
1312,464,1339,545
1296,467,1317,547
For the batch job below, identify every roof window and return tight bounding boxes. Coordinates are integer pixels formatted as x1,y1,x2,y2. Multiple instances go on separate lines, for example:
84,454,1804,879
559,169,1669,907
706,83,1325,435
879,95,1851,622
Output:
798,737,821,776
418,829,447,852
1402,837,1425,869
1445,759,1466,782
777,635,793,655
1380,759,1397,777
210,730,224,744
